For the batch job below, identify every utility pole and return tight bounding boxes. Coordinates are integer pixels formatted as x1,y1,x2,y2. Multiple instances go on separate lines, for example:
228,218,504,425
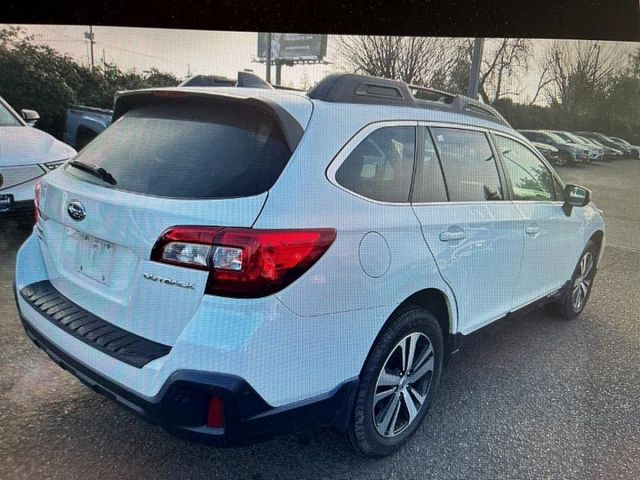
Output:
102,48,106,67
275,61,282,86
265,32,272,84
467,38,485,99
84,26,96,72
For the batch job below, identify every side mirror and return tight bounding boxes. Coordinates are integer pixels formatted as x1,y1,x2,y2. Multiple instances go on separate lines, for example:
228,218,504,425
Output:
562,184,591,216
21,109,40,126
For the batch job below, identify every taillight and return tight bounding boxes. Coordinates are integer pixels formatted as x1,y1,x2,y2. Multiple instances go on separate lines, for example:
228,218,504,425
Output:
34,180,41,223
151,227,336,298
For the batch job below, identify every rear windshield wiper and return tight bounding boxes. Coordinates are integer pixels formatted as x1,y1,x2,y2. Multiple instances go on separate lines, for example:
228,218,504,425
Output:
68,160,117,185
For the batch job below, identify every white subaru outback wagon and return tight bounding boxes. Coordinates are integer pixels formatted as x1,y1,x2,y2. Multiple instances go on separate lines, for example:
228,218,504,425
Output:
14,73,605,457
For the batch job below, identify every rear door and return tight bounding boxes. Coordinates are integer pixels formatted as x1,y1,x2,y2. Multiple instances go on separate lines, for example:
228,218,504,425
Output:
492,133,582,305
36,95,306,346
411,125,524,334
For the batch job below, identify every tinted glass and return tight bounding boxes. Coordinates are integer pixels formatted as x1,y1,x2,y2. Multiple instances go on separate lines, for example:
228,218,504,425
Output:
335,126,415,203
545,131,567,144
0,102,21,126
520,131,538,142
554,176,565,200
431,128,503,201
411,128,448,203
66,101,291,199
495,135,556,201
553,131,574,142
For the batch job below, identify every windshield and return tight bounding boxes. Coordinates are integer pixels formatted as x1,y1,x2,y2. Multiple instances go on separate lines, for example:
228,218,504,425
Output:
561,132,587,144
0,101,22,126
545,131,567,144
66,100,292,199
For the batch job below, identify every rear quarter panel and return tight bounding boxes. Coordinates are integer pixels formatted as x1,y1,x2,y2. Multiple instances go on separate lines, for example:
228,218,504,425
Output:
255,103,458,331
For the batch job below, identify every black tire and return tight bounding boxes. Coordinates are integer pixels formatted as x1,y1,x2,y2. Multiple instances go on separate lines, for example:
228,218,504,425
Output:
341,306,444,457
556,152,569,166
550,241,598,320
76,130,97,150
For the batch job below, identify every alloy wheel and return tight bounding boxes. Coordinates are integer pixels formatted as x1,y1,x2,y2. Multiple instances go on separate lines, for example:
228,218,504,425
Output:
373,332,434,438
572,251,594,311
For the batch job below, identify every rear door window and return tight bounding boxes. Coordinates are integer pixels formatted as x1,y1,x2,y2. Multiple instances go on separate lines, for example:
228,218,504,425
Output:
411,128,448,203
66,100,292,199
431,127,504,202
335,126,416,203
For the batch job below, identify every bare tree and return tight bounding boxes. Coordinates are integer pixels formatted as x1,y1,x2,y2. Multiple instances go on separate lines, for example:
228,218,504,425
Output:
476,38,532,104
528,64,553,105
542,40,627,110
334,35,463,87
335,35,533,104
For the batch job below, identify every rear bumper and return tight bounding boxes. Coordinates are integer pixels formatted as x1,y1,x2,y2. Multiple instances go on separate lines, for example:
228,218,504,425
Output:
17,298,358,446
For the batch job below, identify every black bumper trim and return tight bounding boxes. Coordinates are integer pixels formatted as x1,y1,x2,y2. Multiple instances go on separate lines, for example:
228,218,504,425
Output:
20,280,171,368
16,290,359,446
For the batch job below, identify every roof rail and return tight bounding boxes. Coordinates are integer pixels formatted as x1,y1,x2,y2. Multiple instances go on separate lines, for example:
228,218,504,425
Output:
307,73,510,127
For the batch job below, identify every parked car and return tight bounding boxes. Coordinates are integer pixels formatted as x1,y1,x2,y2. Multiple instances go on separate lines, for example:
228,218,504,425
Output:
576,132,635,158
15,73,605,457
607,136,640,159
551,130,603,162
0,96,76,224
518,130,591,165
531,141,560,164
63,105,113,150
574,135,623,161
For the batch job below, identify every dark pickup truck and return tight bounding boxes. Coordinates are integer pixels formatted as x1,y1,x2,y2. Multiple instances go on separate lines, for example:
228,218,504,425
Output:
63,105,113,150
62,75,243,150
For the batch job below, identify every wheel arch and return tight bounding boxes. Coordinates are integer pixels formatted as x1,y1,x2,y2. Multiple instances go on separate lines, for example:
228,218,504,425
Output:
75,125,100,150
364,288,456,371
589,229,605,266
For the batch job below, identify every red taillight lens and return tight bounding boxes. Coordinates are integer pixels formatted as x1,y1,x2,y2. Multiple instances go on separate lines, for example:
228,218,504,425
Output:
34,181,41,223
151,226,336,298
206,395,225,429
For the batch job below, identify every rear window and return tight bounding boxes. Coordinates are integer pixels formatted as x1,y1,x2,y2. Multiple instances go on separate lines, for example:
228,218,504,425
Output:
334,126,416,203
66,100,292,199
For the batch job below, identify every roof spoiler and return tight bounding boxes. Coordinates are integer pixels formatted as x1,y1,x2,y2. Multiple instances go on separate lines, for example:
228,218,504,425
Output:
112,89,304,152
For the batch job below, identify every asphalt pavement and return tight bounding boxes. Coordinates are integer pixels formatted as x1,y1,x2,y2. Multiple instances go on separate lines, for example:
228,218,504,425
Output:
0,159,638,480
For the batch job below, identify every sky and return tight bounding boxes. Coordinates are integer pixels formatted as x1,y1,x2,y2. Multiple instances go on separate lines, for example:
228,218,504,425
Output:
5,25,637,104
9,25,337,88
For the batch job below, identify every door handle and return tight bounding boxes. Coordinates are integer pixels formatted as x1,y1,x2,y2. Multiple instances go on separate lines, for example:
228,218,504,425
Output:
525,225,541,236
439,230,466,242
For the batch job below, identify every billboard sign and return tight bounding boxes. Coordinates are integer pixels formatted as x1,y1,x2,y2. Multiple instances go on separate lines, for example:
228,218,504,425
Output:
257,33,327,61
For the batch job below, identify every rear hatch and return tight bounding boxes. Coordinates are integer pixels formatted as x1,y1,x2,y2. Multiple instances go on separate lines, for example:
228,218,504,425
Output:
36,91,309,346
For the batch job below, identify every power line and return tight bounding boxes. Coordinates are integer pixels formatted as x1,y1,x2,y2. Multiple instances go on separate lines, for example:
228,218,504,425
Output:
39,25,186,71
96,41,183,67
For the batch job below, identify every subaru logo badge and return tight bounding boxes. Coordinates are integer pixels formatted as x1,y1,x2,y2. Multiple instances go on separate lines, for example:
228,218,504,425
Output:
67,200,86,221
